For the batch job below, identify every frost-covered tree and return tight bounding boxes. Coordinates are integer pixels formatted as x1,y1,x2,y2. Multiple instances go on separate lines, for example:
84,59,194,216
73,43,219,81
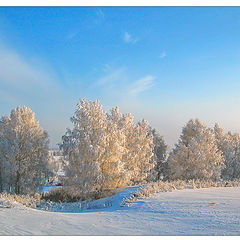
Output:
0,116,10,192
124,119,154,184
221,132,240,180
213,123,225,154
150,128,168,181
61,99,155,198
168,119,224,180
103,109,154,187
0,106,49,194
101,106,128,189
213,123,240,180
61,99,107,198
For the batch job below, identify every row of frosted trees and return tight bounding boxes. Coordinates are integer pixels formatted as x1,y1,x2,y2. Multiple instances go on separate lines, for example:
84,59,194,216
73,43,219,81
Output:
168,120,240,181
60,99,240,198
0,99,240,196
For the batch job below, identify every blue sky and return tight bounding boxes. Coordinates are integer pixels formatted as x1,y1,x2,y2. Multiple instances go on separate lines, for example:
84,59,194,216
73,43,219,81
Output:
1,7,240,148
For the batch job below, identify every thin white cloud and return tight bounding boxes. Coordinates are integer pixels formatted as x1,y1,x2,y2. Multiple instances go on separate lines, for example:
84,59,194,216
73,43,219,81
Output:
94,9,105,24
123,32,139,44
129,75,155,95
94,68,155,98
102,63,111,72
96,9,105,20
94,67,126,86
67,30,79,40
67,9,105,40
159,51,167,59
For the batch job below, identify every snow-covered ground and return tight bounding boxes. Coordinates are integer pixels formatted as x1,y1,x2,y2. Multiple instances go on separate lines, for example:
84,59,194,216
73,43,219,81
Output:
0,187,240,235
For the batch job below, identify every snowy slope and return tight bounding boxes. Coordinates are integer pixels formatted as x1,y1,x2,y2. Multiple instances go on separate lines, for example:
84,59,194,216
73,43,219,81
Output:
0,187,240,235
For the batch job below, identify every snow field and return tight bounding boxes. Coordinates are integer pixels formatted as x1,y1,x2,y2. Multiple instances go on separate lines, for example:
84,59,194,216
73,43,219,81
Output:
0,186,240,235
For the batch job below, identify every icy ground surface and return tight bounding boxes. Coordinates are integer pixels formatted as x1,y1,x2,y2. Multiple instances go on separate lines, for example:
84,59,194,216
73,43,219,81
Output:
0,187,240,235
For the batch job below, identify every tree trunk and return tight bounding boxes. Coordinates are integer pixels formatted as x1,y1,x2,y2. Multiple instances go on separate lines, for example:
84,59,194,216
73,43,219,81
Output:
0,166,2,192
15,170,20,194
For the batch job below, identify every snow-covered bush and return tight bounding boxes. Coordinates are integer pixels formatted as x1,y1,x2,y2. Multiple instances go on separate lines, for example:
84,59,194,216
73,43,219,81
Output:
168,119,224,181
0,192,43,208
0,106,50,194
61,99,155,199
42,187,118,202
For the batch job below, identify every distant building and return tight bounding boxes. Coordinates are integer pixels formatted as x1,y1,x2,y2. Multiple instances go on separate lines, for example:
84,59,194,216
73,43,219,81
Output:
47,150,65,184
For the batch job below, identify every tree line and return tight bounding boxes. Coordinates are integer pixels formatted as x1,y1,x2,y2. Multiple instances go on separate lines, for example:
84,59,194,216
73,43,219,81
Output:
0,99,240,196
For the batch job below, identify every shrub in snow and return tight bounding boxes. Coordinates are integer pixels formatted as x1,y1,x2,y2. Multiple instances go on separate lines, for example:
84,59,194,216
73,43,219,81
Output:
0,192,43,208
0,106,50,194
168,119,224,181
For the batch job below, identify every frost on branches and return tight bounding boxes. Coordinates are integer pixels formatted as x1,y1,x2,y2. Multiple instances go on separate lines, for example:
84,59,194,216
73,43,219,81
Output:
214,123,240,180
0,106,50,194
60,99,107,198
124,119,155,184
168,119,224,181
150,128,168,180
61,99,155,198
